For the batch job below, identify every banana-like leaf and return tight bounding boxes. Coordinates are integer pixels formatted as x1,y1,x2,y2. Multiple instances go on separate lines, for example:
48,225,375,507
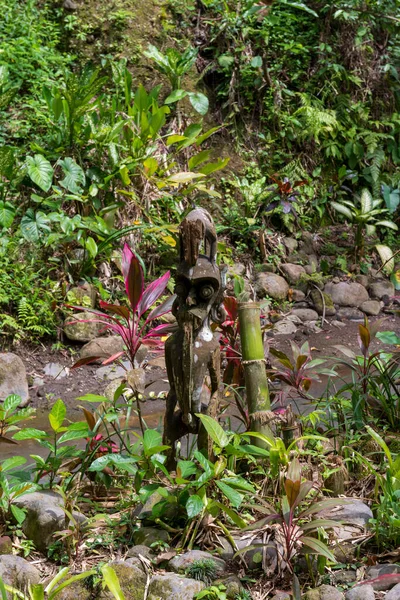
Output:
375,220,398,231
331,202,353,220
375,244,394,275
360,188,373,214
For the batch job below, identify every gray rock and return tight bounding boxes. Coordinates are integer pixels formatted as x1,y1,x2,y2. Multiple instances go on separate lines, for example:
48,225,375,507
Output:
367,563,400,579
318,498,373,527
169,550,226,576
148,573,204,600
213,574,243,598
255,273,289,300
0,353,29,407
369,280,395,299
292,289,306,301
308,254,319,271
273,319,298,335
332,570,357,585
331,320,347,328
291,308,319,322
386,583,400,600
324,282,369,307
310,290,336,316
345,585,375,600
104,378,126,401
64,311,103,342
336,307,364,321
355,275,369,288
133,526,170,547
126,545,153,560
0,536,12,555
96,363,128,381
66,284,96,308
300,232,317,254
271,593,291,600
304,584,344,600
63,0,78,9
56,581,91,600
228,263,246,277
80,336,125,363
14,491,86,552
0,555,40,590
43,362,68,380
283,237,298,254
104,559,147,600
280,264,306,284
364,564,400,590
360,300,381,316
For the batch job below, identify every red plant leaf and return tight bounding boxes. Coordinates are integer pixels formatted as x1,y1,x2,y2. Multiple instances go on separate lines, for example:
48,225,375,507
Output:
146,294,176,322
72,356,101,369
223,296,238,321
99,302,130,321
137,271,170,318
358,574,400,588
101,351,125,365
121,243,144,313
143,323,177,338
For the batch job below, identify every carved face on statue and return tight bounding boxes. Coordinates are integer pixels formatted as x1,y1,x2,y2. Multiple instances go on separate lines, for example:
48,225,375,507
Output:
173,258,222,331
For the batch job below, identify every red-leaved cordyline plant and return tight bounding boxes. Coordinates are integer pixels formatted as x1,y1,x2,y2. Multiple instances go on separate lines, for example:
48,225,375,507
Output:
72,243,176,370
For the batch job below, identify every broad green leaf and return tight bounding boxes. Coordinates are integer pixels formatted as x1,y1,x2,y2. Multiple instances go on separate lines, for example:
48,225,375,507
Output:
89,454,138,474
143,429,163,452
101,565,126,600
196,413,230,448
376,331,400,345
360,188,373,213
165,89,188,104
166,172,204,184
251,56,262,68
331,202,353,220
188,92,209,115
198,158,230,175
216,480,243,508
212,500,247,528
0,202,15,229
10,504,26,525
186,495,204,518
375,244,394,275
177,460,197,479
0,456,26,472
26,155,53,192
58,428,89,444
374,220,398,231
12,428,47,441
77,394,110,403
20,209,51,243
3,394,21,413
49,399,66,432
59,157,85,193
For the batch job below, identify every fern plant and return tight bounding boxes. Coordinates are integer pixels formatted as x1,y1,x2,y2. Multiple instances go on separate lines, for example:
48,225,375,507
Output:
331,188,398,260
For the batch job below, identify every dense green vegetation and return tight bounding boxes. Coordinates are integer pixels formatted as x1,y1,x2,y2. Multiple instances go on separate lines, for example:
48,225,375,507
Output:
0,0,399,341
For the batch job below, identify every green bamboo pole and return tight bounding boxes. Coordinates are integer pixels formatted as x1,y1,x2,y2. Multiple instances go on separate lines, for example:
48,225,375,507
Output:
238,301,272,440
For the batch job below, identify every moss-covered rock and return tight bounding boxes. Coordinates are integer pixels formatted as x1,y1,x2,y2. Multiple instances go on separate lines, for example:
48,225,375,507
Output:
64,311,103,342
104,559,147,600
148,573,204,600
133,526,170,546
310,289,336,316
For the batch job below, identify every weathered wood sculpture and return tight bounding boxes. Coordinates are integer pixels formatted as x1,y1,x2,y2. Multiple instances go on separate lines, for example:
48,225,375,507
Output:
163,208,225,469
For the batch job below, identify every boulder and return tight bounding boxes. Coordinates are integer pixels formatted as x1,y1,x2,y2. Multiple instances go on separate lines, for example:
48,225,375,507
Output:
365,564,400,591
103,559,147,600
292,289,306,302
273,319,298,335
57,581,91,600
304,585,344,600
14,491,86,552
43,362,68,379
345,585,375,600
336,307,364,321
291,308,319,322
133,526,170,547
213,575,244,598
387,583,400,600
126,545,153,560
360,300,381,316
280,264,306,284
355,275,369,288
66,283,96,308
283,237,298,254
369,280,395,299
64,311,103,342
228,262,246,277
324,282,369,307
310,290,336,316
169,550,226,576
0,555,40,590
255,273,289,300
0,353,29,407
80,336,125,362
318,498,373,527
148,573,204,600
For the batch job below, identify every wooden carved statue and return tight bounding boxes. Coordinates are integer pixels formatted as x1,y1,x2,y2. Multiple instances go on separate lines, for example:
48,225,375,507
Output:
163,208,226,468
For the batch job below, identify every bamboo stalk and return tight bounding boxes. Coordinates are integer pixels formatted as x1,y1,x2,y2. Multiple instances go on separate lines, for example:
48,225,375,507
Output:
238,301,272,440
